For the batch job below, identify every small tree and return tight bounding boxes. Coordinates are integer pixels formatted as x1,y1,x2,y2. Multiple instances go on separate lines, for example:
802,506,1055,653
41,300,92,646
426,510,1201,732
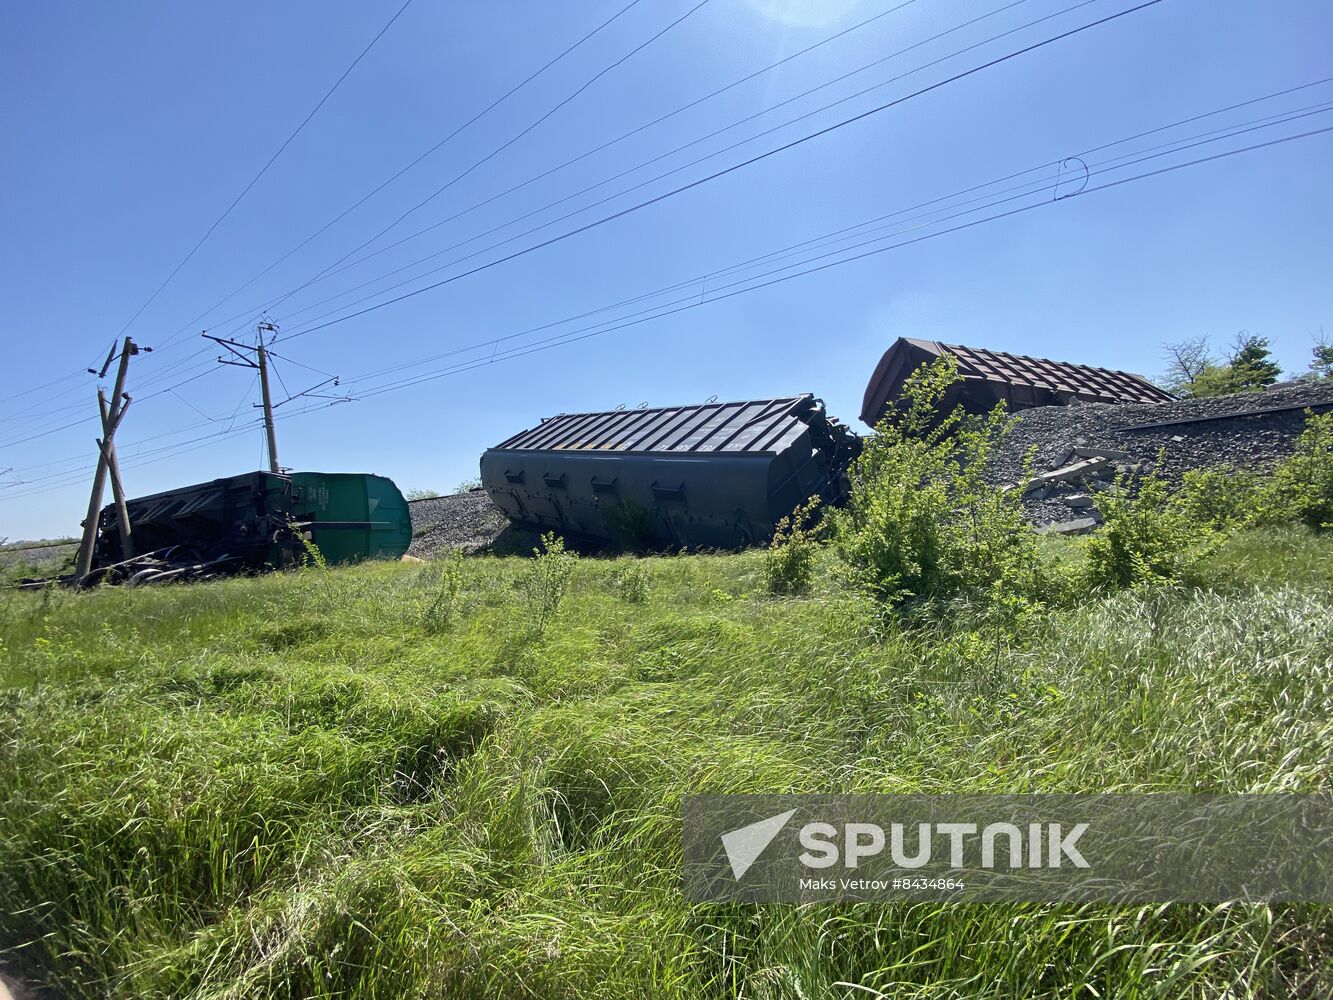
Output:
1307,332,1333,382
1226,333,1282,387
1161,333,1282,398
518,532,577,635
1161,336,1213,394
764,497,822,595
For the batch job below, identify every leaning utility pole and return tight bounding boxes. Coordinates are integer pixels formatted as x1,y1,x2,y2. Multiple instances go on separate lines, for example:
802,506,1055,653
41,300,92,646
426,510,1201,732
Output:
255,322,280,474
98,390,134,558
75,336,146,581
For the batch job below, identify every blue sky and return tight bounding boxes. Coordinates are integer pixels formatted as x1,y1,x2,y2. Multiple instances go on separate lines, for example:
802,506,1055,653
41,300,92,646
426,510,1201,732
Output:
2,0,1331,540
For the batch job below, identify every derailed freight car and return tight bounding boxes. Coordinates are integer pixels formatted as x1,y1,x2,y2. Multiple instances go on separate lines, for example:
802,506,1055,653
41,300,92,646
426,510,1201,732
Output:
85,470,412,585
860,337,1174,426
480,394,859,549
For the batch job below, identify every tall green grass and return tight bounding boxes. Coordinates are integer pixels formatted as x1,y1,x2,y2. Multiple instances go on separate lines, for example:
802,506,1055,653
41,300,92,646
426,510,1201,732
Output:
1,530,1331,998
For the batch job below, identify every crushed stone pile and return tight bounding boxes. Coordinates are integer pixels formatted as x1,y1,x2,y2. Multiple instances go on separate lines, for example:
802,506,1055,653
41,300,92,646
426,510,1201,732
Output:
990,380,1333,526
406,489,514,559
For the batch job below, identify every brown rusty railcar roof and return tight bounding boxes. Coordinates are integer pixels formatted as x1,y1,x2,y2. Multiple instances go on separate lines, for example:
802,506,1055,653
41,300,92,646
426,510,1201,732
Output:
942,342,1172,402
491,395,815,454
860,337,1173,425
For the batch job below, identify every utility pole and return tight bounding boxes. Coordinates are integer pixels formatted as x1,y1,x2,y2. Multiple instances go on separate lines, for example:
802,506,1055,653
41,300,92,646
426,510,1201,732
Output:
98,390,134,558
255,322,280,474
75,336,146,581
206,322,345,477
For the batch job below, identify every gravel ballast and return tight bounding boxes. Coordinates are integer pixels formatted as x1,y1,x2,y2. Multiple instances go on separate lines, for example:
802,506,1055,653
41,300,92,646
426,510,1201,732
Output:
406,489,517,559
990,380,1333,525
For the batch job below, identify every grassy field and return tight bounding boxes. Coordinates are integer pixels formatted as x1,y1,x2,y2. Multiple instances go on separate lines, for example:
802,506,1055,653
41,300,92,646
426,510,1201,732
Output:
1,527,1331,998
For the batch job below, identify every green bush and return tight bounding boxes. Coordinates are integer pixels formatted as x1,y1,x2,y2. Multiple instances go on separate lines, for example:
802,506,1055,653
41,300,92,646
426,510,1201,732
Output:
832,356,1038,608
420,549,464,633
1083,472,1200,589
763,497,821,595
609,559,651,604
517,532,576,634
1257,410,1333,530
1086,413,1333,590
1169,465,1261,531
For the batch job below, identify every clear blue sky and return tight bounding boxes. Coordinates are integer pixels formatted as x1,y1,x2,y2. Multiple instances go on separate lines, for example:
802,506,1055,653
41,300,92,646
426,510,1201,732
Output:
2,0,1330,540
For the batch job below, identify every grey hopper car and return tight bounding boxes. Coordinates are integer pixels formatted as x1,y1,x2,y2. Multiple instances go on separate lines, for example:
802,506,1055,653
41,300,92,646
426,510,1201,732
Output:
480,394,860,549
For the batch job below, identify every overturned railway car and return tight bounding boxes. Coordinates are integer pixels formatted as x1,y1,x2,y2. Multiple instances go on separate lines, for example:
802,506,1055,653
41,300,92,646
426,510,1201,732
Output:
87,471,412,584
480,394,860,549
860,337,1174,427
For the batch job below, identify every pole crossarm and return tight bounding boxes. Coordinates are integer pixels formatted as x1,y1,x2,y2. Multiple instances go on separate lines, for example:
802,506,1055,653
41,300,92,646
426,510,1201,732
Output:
204,323,338,474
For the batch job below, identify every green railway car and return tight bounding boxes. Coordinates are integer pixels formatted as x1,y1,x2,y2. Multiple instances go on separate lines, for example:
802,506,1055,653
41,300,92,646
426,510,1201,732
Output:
88,470,412,584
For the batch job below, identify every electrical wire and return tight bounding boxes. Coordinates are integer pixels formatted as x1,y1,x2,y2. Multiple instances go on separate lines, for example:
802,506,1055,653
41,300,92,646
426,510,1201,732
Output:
242,0,1053,340
261,0,1172,341
2,77,1322,461
325,98,1333,391
149,0,664,352
341,123,1333,401
281,0,718,304
113,0,417,342
195,0,1039,346
5,107,1325,505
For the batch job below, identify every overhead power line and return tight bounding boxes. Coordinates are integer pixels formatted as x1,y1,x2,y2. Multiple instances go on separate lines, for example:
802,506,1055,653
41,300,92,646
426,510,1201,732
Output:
149,0,665,352
95,0,699,412
112,0,418,343
257,0,1098,341
6,97,1326,504
3,72,1323,465
277,0,1172,340
324,97,1333,391
325,124,1333,407
197,0,1020,346
212,0,720,338
4,0,923,403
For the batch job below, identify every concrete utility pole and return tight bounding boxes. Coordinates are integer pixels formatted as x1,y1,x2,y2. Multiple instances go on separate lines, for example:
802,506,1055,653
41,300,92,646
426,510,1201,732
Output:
255,322,280,474
206,322,345,477
207,322,283,474
206,322,346,477
75,336,144,581
98,390,134,558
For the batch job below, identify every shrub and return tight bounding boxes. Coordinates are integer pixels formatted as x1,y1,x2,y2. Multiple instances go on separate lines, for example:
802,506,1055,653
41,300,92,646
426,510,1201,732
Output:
1082,471,1201,589
421,549,464,633
518,532,577,634
1084,414,1333,590
763,497,821,595
404,488,441,500
1169,465,1261,532
832,356,1038,608
1257,410,1333,530
296,532,327,570
609,560,651,604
